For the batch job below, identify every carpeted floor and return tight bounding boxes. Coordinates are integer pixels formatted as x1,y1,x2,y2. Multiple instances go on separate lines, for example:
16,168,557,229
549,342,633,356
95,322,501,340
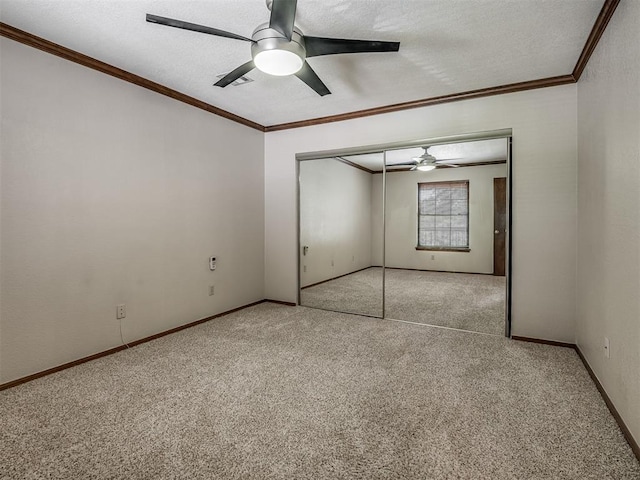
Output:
385,269,506,335
301,268,384,317
301,267,506,335
1,303,638,479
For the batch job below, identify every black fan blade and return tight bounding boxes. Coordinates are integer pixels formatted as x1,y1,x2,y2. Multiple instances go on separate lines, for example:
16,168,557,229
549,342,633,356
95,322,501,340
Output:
269,0,297,40
146,14,253,42
295,62,330,96
304,36,400,57
214,61,255,88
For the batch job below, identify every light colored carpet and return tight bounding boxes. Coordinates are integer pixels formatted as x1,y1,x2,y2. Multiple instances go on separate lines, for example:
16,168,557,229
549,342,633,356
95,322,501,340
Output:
301,268,384,317
301,267,506,335
385,269,506,335
1,303,638,479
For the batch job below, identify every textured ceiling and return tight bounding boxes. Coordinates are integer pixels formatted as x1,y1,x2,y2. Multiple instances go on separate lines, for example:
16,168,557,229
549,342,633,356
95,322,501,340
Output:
1,0,603,126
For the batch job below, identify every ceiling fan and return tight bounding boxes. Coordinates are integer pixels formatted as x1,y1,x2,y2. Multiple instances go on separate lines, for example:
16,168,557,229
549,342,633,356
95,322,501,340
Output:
146,0,400,96
394,147,462,171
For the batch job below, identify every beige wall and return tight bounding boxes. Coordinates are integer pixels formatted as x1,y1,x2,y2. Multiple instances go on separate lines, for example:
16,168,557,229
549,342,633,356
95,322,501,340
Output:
265,85,578,342
299,158,374,287
0,39,265,383
576,0,640,446
372,163,507,273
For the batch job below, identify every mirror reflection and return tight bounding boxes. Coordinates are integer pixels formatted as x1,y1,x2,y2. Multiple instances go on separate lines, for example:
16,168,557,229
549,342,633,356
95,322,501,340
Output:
383,138,508,335
299,155,384,317
298,136,509,336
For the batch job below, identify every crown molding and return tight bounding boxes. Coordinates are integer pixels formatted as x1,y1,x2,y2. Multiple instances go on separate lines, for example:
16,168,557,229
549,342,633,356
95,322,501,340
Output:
572,0,620,81
263,75,575,132
0,0,620,132
0,22,265,132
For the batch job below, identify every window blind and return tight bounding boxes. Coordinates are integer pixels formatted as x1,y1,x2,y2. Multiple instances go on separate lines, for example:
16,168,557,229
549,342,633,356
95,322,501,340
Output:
418,181,469,248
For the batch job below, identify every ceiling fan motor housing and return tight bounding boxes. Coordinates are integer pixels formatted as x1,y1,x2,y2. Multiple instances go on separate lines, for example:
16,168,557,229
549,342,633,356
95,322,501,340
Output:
251,24,306,75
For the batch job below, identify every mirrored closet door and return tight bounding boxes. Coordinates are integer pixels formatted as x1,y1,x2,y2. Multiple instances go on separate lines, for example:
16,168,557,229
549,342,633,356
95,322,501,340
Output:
298,132,511,336
298,154,385,317
383,138,509,336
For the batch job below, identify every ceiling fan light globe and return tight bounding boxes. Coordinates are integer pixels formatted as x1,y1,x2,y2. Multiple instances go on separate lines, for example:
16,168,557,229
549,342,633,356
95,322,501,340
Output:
417,164,436,172
254,49,303,76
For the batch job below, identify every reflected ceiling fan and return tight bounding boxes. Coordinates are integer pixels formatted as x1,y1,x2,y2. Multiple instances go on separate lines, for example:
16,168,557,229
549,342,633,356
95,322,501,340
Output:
146,0,400,96
394,147,462,171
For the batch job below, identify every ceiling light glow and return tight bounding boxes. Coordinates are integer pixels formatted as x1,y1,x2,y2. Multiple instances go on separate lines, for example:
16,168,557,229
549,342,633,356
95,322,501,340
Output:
254,49,303,76
416,164,436,172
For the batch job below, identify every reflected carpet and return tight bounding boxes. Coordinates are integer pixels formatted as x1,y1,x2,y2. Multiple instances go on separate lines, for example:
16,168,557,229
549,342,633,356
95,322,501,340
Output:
302,268,505,335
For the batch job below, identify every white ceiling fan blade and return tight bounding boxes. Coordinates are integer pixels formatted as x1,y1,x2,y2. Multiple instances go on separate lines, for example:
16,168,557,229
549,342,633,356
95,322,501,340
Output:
435,156,464,167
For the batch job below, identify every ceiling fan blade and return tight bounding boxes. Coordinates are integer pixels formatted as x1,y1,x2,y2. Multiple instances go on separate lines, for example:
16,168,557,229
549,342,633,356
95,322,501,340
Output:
304,36,400,57
390,162,418,166
214,60,255,88
294,62,331,96
269,0,297,41
410,166,417,171
435,158,464,167
146,14,253,42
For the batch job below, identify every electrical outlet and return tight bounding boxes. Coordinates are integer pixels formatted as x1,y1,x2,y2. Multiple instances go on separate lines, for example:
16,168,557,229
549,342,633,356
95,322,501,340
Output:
604,337,610,358
116,304,126,320
209,285,215,296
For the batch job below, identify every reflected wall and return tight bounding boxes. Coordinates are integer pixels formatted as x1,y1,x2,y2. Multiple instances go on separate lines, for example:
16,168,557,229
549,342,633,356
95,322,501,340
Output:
298,156,385,317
